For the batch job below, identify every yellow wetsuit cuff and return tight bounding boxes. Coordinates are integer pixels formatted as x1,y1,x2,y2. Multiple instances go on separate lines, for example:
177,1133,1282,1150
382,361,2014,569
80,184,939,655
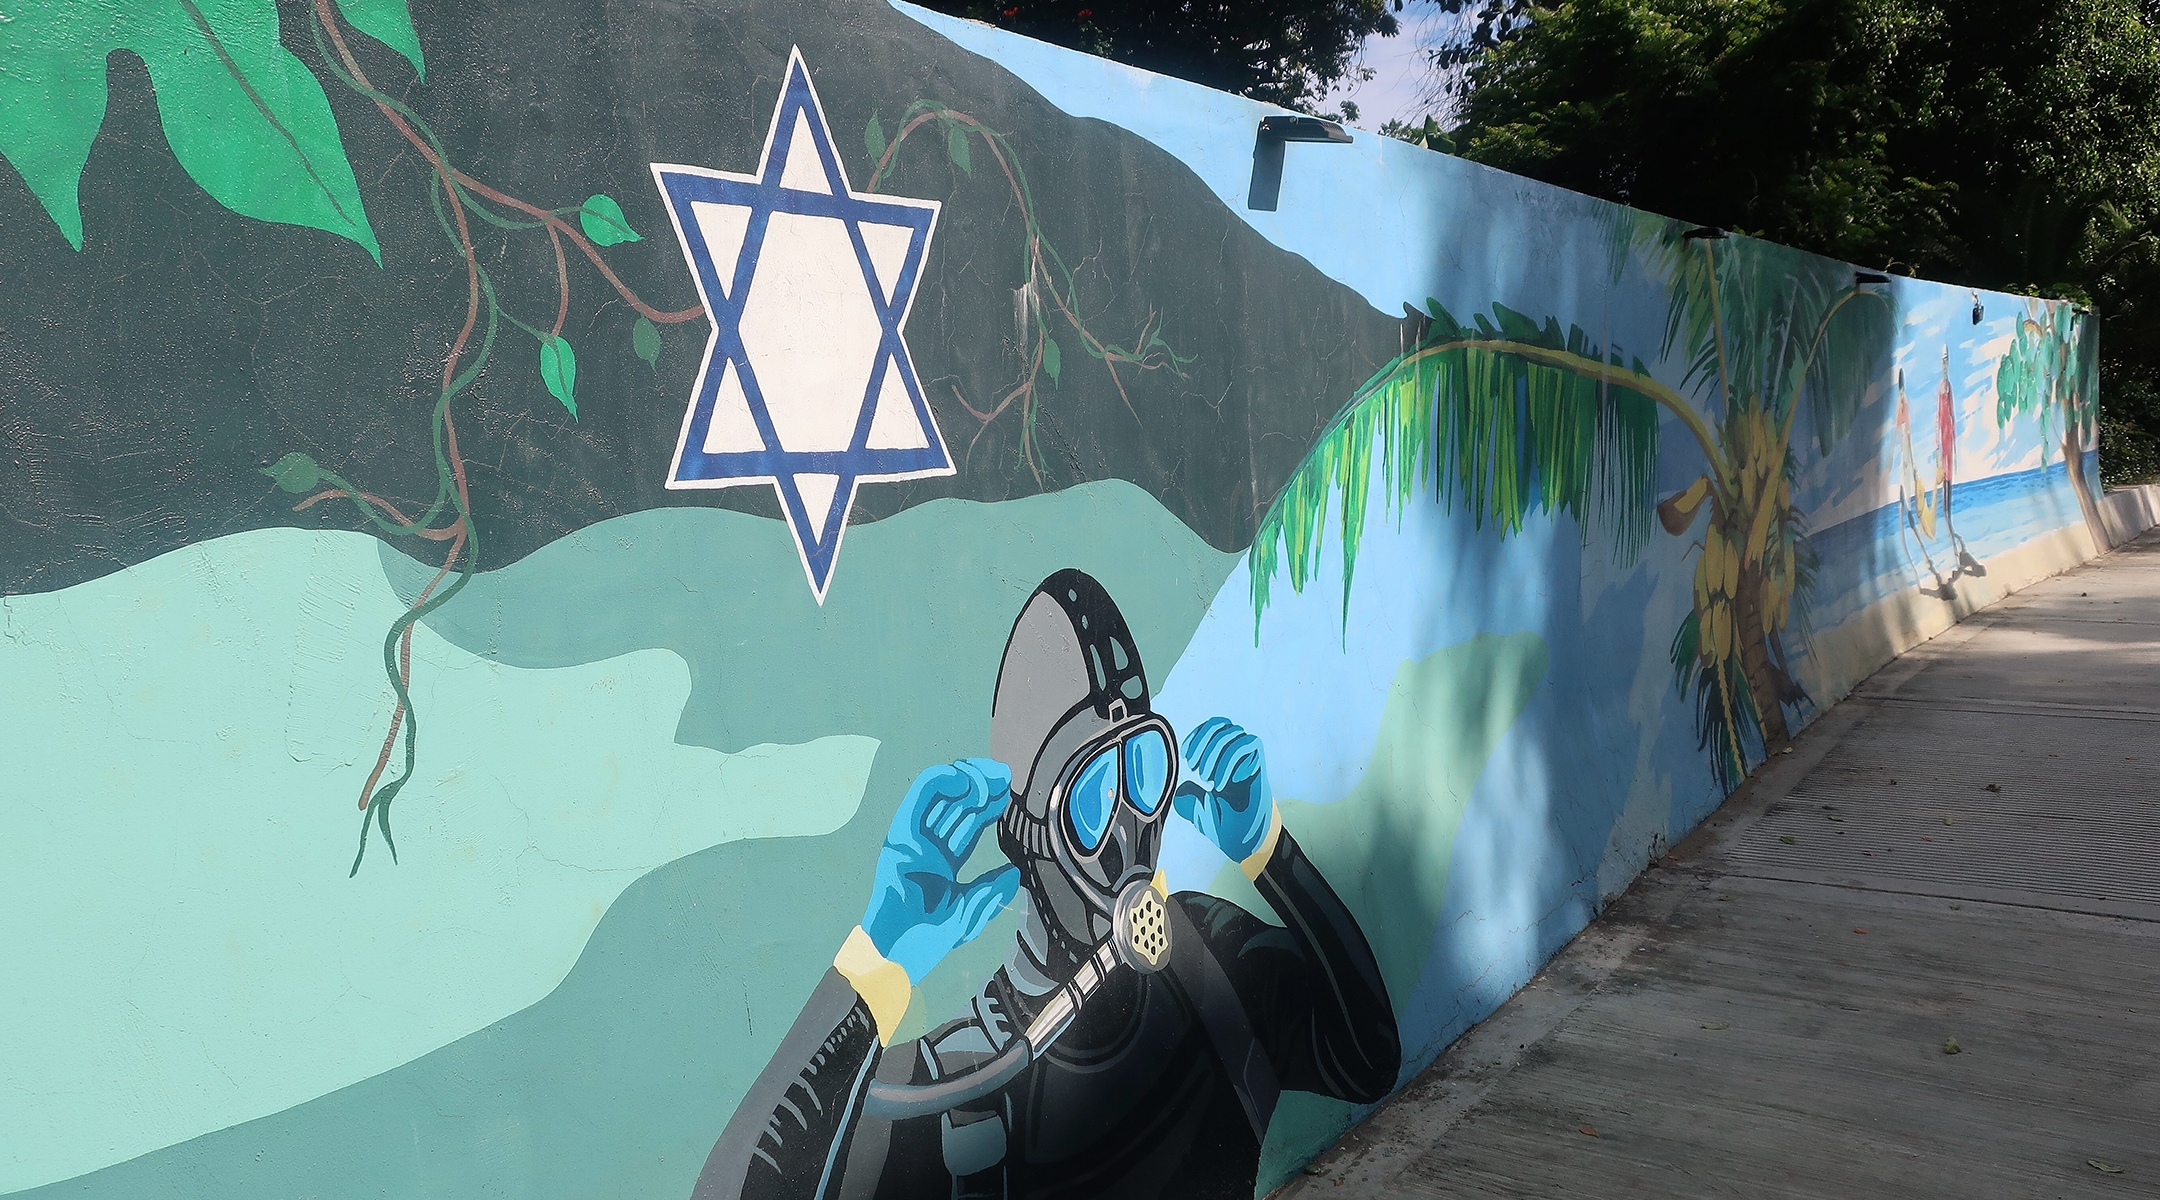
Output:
1239,804,1284,881
833,926,912,1045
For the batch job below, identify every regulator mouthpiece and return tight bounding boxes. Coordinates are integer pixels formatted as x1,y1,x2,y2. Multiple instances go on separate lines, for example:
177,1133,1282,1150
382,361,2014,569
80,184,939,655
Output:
1112,875,1171,973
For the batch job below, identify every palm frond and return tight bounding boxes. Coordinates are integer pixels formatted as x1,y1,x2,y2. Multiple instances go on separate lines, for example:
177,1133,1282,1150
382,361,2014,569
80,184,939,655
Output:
1795,283,1897,456
1249,301,1663,634
1669,613,1757,791
1625,218,1896,453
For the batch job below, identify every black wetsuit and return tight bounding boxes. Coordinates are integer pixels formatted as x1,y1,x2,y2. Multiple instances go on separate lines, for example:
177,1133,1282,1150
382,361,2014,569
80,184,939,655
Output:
692,831,1399,1200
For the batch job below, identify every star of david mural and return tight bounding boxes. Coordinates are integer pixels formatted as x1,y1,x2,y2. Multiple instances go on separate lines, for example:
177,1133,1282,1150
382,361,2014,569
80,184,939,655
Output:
651,48,951,602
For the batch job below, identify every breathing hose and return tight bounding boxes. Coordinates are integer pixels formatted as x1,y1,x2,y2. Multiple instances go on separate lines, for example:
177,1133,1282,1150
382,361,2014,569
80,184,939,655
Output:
861,939,1123,1120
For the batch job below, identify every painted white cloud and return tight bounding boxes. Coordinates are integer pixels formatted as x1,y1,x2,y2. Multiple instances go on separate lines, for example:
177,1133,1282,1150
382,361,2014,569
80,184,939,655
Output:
0,529,875,1194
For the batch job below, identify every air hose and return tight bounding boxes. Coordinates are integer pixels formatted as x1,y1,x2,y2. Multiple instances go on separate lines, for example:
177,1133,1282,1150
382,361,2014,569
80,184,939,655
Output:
861,876,1173,1120
862,939,1123,1120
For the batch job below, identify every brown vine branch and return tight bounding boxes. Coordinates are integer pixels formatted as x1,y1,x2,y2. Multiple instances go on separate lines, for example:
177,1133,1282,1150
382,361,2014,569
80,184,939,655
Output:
355,525,466,810
454,173,704,325
312,0,702,331
950,382,993,422
314,0,488,829
318,0,482,525
293,488,463,540
956,116,1161,419
548,224,571,337
868,107,1179,464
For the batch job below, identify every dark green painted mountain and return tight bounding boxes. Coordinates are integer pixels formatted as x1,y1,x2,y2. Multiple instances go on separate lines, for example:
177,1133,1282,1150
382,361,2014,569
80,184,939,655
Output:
0,0,1406,593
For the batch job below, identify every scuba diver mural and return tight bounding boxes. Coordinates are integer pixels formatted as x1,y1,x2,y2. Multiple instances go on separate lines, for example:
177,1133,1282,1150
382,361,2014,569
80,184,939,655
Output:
691,569,1400,1199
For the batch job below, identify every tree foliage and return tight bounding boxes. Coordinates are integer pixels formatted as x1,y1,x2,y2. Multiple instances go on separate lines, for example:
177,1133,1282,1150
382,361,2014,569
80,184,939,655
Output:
1441,0,2160,481
1450,1,1960,265
1421,0,1536,91
917,0,1402,114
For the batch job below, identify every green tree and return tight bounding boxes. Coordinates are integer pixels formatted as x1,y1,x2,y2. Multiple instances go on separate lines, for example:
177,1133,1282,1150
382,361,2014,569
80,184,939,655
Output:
1419,0,1536,96
1379,113,1454,149
1450,0,1957,266
1998,301,2108,529
919,0,1403,115
1438,0,2160,483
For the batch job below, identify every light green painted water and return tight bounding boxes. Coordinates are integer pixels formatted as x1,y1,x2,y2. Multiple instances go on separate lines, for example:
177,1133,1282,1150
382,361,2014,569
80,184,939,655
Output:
0,528,878,1194
2,478,1239,1199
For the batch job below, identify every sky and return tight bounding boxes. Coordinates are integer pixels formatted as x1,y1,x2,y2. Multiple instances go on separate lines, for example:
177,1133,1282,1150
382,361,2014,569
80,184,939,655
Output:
1324,4,1466,131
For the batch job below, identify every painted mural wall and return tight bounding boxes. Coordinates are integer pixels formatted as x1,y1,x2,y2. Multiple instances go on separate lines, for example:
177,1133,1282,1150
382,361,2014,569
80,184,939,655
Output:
0,2,2106,1198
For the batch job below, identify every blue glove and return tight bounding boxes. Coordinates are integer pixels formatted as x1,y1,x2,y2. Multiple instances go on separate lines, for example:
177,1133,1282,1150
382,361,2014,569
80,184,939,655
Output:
861,758,1023,985
1173,717,1274,862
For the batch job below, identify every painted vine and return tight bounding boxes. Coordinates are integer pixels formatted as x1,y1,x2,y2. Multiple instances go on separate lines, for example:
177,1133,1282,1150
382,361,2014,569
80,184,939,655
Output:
0,0,706,872
288,0,706,872
863,103,1191,482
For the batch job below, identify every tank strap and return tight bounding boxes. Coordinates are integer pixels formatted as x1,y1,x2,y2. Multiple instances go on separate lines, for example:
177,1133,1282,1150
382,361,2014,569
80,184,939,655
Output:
920,975,1016,1195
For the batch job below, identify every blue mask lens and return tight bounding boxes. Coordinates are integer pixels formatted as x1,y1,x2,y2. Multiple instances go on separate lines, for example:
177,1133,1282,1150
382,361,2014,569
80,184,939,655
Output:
1123,729,1170,814
1066,747,1119,851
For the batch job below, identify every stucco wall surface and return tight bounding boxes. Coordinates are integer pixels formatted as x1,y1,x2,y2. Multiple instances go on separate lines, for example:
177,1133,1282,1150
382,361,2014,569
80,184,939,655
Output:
0,3,2113,1197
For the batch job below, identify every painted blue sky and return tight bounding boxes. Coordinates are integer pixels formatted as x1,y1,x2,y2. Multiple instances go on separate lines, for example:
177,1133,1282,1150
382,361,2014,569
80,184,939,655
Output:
1801,286,2060,532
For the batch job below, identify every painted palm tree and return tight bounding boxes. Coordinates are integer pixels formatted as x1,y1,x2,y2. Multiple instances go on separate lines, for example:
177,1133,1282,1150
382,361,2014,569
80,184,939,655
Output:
1996,300,2105,547
1251,216,1894,787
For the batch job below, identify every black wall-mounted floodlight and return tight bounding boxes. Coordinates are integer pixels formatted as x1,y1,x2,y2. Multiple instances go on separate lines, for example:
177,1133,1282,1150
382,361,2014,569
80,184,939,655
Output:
1972,292,1985,325
1682,226,1729,240
1247,115,1355,211
1854,271,1892,286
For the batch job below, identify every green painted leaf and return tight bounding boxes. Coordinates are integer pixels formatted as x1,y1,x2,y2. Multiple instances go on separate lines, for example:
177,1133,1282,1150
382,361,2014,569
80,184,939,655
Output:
1248,301,1661,629
947,124,971,176
147,7,383,262
335,0,425,80
539,335,578,418
1043,336,1062,384
632,316,661,370
262,451,322,493
0,0,379,259
579,193,640,246
864,114,887,163
0,3,111,249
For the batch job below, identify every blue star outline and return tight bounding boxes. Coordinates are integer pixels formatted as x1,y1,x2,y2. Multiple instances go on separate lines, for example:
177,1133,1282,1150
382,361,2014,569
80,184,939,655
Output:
651,48,951,602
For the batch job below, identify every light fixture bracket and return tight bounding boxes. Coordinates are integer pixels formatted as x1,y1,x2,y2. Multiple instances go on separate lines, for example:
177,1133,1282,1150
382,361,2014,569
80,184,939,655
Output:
1247,115,1354,211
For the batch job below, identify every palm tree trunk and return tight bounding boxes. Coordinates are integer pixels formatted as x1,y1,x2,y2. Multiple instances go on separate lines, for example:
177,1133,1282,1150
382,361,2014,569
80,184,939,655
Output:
2064,425,2111,552
1734,569,1792,754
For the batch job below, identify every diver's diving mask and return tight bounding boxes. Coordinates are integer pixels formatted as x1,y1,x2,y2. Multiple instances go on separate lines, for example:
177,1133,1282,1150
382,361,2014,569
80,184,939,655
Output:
1049,716,1175,855
1025,707,1177,919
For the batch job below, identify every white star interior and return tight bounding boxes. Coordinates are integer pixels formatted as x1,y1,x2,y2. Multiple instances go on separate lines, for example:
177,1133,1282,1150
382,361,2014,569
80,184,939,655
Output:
651,47,951,602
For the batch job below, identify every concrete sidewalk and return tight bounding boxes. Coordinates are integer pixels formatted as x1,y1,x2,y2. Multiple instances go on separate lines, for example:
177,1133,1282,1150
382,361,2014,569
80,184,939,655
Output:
1286,531,2160,1199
